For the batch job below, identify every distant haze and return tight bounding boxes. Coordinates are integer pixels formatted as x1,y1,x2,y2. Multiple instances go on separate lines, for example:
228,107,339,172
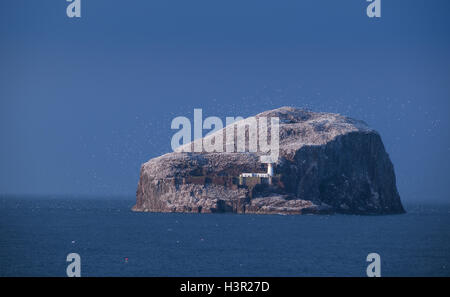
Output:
1,1,449,202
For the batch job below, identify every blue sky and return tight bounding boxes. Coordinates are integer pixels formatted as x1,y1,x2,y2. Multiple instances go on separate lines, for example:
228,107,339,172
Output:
1,0,449,202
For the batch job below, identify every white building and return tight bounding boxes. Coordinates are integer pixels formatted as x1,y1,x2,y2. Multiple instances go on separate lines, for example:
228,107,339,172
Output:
239,163,274,179
240,173,269,178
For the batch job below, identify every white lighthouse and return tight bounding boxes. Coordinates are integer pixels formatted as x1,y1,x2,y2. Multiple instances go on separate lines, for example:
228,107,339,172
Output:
239,162,275,185
267,163,274,177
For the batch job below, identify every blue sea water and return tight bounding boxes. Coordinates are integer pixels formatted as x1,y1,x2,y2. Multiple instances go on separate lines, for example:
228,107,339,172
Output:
0,197,449,277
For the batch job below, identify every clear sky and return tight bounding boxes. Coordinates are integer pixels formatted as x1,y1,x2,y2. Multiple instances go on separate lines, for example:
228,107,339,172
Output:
1,0,449,202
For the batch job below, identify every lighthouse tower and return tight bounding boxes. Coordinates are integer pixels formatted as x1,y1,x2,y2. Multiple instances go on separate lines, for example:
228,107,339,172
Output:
267,163,274,185
267,163,274,177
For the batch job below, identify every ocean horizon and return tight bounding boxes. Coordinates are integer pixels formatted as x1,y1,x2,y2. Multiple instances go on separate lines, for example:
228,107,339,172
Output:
1,196,449,277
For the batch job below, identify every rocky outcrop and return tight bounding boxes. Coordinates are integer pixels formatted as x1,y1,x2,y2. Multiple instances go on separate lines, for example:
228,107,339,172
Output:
133,107,404,215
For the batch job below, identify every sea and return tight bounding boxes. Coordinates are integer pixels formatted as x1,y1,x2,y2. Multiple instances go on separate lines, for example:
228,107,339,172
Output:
0,197,449,277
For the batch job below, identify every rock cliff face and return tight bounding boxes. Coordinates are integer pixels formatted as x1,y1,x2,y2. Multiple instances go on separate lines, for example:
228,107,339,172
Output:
133,107,404,215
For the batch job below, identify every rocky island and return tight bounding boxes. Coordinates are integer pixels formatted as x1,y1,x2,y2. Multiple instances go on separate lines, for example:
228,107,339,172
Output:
133,107,405,215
